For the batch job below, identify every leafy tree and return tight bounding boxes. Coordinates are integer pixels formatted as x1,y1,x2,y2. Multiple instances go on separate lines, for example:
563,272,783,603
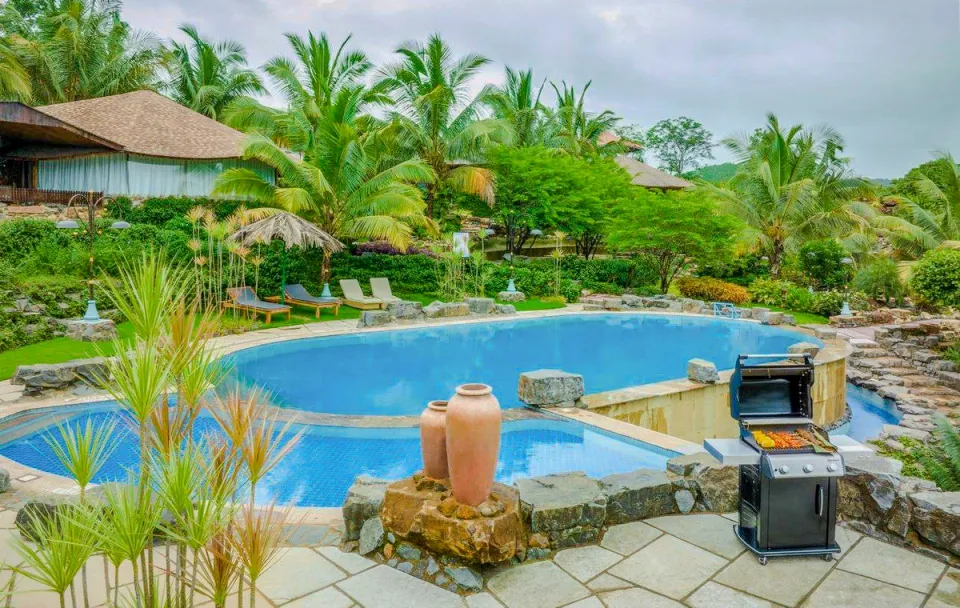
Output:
163,25,263,120
892,152,960,252
705,114,877,277
891,156,958,204
376,34,510,218
686,162,737,184
645,117,714,175
796,240,852,290
1,0,162,104
213,92,436,281
483,67,550,148
607,189,737,293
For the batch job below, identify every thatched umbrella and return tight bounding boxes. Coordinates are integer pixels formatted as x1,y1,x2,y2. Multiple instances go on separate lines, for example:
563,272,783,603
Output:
229,211,344,304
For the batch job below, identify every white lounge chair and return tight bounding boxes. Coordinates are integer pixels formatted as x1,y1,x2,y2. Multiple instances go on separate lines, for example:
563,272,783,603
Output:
370,277,402,304
339,279,384,310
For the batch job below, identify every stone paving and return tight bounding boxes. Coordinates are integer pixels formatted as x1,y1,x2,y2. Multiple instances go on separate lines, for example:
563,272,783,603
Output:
3,511,956,607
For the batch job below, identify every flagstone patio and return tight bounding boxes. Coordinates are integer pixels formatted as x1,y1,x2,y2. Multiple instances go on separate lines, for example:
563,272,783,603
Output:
2,510,956,607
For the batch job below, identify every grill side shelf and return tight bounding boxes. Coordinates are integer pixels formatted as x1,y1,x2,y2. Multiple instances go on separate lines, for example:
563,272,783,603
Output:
704,438,761,466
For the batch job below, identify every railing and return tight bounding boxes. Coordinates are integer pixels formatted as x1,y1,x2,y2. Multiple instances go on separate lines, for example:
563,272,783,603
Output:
0,187,102,206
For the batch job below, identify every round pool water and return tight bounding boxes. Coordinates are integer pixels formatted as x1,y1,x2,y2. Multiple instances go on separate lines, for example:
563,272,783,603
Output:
0,402,676,507
226,313,818,416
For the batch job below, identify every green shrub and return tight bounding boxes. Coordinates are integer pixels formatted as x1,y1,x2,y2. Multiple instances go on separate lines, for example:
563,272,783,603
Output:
675,277,749,304
809,290,845,317
911,249,960,306
748,278,795,306
108,196,242,226
0,219,64,259
696,252,770,286
785,287,814,312
853,258,905,303
795,240,853,290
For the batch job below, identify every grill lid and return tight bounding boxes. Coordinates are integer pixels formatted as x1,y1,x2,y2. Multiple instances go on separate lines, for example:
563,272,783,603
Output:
730,354,814,420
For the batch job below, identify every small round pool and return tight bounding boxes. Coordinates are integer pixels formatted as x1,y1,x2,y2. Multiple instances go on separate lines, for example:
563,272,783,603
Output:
0,402,677,507
226,313,818,416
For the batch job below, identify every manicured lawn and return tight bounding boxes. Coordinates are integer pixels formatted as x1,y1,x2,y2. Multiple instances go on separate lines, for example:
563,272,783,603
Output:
0,295,568,380
739,303,829,325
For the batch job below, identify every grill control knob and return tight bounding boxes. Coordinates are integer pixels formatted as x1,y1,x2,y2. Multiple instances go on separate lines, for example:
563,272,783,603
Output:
827,463,838,472
778,465,790,475
803,464,814,473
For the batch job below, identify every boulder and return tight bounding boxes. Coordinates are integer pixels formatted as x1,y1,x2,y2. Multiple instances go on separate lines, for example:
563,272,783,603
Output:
15,501,63,542
515,472,606,548
59,318,117,342
424,301,470,319
814,327,838,340
0,469,8,493
11,357,108,396
681,299,706,314
342,476,389,541
358,310,396,328
386,300,424,321
787,342,821,358
838,455,903,527
620,295,644,309
465,297,496,315
599,469,675,525
601,297,623,311
666,453,739,512
782,314,796,326
359,517,385,555
762,312,785,326
517,370,584,407
494,304,517,315
497,291,526,303
909,491,960,557
687,359,720,384
380,477,524,563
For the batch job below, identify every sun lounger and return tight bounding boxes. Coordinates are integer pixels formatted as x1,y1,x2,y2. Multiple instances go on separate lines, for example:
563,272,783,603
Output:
224,287,291,323
265,284,340,318
339,279,384,310
370,277,402,304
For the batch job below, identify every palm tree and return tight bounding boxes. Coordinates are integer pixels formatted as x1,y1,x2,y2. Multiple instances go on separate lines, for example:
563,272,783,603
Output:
0,41,31,100
483,67,549,147
548,81,621,156
889,152,960,254
1,0,162,105
376,33,511,218
163,24,263,120
213,93,436,281
223,32,382,151
705,114,876,276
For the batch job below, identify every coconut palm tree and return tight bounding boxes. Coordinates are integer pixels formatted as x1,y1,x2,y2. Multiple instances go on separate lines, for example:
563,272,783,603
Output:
548,81,621,156
163,24,263,120
1,0,162,104
889,152,960,254
213,92,436,280
483,67,549,147
705,114,877,276
376,34,511,218
223,32,383,151
0,41,31,100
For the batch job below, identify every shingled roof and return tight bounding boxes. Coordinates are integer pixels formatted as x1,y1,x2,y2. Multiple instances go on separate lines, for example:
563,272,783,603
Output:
35,90,248,160
614,155,693,190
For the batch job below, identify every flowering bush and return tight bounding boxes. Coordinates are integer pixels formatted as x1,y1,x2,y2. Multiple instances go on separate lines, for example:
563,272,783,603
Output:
675,277,749,304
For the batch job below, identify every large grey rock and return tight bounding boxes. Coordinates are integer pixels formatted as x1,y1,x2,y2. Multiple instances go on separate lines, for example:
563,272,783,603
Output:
11,357,108,396
386,300,424,321
358,517,385,555
909,491,960,557
465,297,496,315
0,469,8,493
814,327,838,339
59,318,117,342
444,565,483,592
687,359,719,384
424,301,470,319
342,475,389,541
838,455,903,527
666,453,739,512
788,342,821,358
15,501,63,542
681,299,706,313
517,369,584,406
358,310,396,328
599,469,675,525
762,312,785,326
515,472,607,548
621,294,644,309
494,304,517,315
497,291,526,303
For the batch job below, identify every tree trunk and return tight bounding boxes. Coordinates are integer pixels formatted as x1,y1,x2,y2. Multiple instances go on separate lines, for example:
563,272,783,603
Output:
321,249,332,284
769,240,784,278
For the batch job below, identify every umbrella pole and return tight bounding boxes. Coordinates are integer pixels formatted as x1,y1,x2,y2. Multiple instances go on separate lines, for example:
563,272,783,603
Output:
280,247,287,305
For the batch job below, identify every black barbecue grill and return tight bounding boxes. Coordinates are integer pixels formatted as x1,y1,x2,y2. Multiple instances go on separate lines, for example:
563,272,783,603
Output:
709,353,845,565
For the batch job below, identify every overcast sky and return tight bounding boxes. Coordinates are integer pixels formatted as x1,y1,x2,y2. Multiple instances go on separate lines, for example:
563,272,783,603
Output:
123,0,960,178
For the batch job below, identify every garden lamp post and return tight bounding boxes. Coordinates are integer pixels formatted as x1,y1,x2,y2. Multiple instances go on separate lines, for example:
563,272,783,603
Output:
840,257,854,316
55,192,129,322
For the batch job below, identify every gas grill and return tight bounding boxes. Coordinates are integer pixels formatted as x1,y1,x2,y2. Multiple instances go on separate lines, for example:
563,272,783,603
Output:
705,354,846,565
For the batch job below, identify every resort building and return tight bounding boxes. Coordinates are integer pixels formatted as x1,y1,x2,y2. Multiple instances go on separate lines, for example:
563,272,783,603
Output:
0,90,274,201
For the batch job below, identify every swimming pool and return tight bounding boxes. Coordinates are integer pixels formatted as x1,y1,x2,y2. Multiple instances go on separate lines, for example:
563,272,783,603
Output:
833,382,903,441
226,313,817,416
0,402,677,507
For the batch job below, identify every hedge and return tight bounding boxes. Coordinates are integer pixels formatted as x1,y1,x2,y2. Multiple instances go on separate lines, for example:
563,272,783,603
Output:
675,277,750,304
911,249,960,307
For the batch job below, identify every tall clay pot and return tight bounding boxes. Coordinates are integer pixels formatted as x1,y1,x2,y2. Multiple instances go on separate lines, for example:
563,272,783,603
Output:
446,383,501,506
420,400,449,479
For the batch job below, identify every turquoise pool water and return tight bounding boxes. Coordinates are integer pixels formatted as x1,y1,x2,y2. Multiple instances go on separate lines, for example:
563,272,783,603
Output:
834,382,903,441
226,314,817,416
0,402,677,507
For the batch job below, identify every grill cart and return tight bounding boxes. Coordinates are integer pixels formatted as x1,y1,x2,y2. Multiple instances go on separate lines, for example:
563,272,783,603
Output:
705,354,868,565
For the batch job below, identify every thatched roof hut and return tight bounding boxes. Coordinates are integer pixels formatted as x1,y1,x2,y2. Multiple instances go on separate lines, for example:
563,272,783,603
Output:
614,155,693,190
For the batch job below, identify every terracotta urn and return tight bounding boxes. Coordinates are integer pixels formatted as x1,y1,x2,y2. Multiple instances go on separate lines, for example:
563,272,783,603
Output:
446,383,502,506
420,400,449,479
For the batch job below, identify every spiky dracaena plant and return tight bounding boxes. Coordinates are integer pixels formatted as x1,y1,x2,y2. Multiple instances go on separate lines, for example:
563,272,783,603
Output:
230,503,294,608
919,416,960,491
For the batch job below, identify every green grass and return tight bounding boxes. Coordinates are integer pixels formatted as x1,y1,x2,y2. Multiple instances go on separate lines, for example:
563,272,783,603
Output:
739,303,829,325
0,294,568,380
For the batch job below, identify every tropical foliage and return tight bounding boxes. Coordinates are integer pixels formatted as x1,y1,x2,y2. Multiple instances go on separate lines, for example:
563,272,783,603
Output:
645,116,715,175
